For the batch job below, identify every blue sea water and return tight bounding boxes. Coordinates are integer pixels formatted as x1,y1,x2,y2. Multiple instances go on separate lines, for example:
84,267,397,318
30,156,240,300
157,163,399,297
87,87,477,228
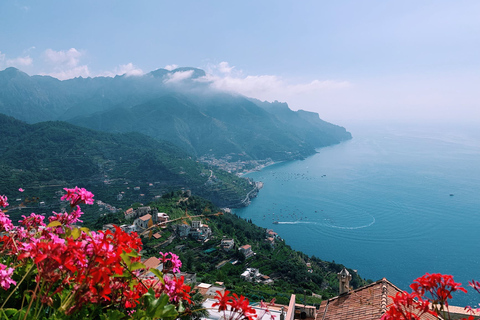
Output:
234,123,480,306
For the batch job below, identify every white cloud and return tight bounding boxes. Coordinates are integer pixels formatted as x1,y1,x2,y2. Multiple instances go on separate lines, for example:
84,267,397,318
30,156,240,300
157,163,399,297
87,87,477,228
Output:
46,65,90,80
201,62,350,105
42,48,90,80
6,55,33,67
118,63,143,76
164,70,194,83
100,63,144,77
164,64,179,71
0,51,32,69
44,48,82,68
217,61,234,74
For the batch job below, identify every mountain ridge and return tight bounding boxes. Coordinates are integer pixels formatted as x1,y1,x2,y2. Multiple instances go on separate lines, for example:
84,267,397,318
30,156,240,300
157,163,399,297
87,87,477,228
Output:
0,67,351,161
0,113,258,210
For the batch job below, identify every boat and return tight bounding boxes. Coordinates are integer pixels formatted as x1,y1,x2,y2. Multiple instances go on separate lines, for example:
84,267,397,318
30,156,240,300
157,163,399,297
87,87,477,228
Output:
273,221,279,224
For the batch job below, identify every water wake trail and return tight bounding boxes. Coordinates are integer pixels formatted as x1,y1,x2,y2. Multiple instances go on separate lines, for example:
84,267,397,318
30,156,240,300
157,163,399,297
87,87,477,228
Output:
276,215,376,230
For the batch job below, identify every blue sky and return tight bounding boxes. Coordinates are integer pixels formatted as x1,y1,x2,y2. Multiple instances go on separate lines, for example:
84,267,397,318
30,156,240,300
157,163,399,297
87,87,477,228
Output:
1,0,479,124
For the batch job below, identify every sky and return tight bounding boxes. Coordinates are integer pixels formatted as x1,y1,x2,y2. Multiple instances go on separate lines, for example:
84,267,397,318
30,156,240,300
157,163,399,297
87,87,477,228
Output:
1,0,479,125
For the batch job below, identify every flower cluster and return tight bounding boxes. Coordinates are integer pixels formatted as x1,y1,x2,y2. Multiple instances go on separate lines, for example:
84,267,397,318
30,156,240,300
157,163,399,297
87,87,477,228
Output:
61,186,95,206
0,263,16,290
381,291,436,320
0,187,191,319
410,273,468,308
213,290,257,320
159,251,183,273
382,273,476,320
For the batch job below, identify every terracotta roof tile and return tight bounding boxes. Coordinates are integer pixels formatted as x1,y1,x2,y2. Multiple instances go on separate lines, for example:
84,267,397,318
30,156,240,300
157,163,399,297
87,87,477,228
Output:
143,257,161,270
318,278,442,320
139,214,152,221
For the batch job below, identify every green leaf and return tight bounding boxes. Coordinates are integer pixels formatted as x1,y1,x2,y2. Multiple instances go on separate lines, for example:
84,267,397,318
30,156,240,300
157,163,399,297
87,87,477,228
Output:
47,221,62,228
149,268,164,283
152,294,170,318
120,252,131,268
99,309,126,320
160,304,178,320
130,261,146,271
71,227,81,239
124,250,139,257
2,308,20,318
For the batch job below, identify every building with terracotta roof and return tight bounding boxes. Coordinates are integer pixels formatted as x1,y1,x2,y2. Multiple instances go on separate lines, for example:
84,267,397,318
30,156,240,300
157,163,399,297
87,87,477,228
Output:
317,268,478,320
239,244,254,258
135,213,152,230
194,283,225,299
139,256,163,278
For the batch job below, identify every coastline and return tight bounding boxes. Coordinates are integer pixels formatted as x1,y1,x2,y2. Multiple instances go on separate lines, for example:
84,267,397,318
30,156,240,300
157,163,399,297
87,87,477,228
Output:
237,160,281,177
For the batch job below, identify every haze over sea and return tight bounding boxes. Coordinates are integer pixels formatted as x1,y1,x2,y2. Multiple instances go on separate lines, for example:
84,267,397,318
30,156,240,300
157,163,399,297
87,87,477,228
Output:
235,123,480,306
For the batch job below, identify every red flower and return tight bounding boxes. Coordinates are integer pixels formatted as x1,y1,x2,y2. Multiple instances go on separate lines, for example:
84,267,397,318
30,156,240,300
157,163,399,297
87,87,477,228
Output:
230,293,256,320
381,291,437,320
213,290,257,320
410,273,467,307
213,290,232,311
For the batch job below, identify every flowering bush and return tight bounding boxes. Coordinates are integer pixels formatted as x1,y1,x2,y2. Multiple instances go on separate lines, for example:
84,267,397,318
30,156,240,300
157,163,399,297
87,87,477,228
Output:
0,187,192,319
381,273,477,320
212,290,275,320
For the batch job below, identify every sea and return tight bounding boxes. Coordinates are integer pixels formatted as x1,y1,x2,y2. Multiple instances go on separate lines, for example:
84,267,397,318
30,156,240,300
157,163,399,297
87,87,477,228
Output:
234,122,480,306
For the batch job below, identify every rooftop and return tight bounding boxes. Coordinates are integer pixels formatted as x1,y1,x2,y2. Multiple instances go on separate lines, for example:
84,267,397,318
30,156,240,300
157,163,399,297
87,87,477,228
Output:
142,257,161,270
318,278,440,320
139,214,152,221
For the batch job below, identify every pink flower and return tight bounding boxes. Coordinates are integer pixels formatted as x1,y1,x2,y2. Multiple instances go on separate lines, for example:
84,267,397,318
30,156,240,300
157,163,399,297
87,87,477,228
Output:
19,213,46,229
18,188,24,192
61,187,94,207
158,251,182,273
0,210,14,232
0,195,8,208
48,206,84,226
0,263,16,290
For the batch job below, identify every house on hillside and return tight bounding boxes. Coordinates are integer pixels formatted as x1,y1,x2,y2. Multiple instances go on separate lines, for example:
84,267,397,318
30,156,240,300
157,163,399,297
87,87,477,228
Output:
195,283,225,299
266,229,278,238
176,220,212,241
240,267,274,285
135,214,152,230
239,244,254,258
120,224,137,234
220,238,235,251
125,206,159,222
177,224,190,238
317,268,479,320
124,208,135,220
140,256,163,278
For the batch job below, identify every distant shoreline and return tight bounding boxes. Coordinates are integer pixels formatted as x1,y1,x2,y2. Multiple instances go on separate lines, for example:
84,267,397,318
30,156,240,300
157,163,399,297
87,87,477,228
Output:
238,160,280,177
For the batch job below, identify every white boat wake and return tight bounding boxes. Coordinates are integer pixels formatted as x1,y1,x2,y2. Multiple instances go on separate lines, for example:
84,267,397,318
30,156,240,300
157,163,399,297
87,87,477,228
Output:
276,215,376,230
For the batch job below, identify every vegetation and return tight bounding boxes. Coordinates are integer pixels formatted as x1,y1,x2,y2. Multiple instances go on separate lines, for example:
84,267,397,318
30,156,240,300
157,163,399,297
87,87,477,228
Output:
0,113,257,225
99,191,368,306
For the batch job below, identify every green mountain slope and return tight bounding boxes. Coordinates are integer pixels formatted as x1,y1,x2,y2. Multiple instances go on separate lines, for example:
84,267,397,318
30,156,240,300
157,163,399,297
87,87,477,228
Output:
0,114,256,210
0,67,351,161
